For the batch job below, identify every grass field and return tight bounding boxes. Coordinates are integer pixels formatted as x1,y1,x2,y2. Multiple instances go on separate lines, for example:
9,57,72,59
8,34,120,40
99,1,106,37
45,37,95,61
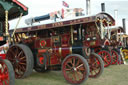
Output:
15,65,128,85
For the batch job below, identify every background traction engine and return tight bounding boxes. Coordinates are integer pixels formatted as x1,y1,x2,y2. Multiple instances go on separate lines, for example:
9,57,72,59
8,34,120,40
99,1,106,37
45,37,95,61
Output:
83,14,115,67
106,26,125,65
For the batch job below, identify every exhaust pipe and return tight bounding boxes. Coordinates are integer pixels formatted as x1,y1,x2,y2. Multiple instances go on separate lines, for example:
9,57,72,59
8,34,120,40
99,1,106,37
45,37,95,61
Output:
114,10,118,25
122,18,126,33
86,0,91,15
101,3,105,12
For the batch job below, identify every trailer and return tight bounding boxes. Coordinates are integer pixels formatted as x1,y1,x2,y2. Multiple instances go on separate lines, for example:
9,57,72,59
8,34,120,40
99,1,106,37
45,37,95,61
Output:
0,0,28,85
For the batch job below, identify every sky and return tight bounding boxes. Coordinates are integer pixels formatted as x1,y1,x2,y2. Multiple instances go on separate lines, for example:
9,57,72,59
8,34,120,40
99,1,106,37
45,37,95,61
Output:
9,0,128,34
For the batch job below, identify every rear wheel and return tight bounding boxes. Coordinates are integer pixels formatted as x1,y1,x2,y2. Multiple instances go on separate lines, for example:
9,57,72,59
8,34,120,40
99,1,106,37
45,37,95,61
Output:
98,50,112,67
62,54,89,84
88,53,104,78
0,59,15,85
6,44,34,78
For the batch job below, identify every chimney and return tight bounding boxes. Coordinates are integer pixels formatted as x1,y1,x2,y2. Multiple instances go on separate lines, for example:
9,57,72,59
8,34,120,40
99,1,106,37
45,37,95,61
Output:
86,0,91,15
122,18,126,33
114,10,118,25
101,3,105,12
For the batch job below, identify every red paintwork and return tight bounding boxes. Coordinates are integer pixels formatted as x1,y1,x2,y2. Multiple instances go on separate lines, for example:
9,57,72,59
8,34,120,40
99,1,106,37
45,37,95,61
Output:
12,0,28,11
0,54,6,59
50,47,61,65
83,23,102,48
104,40,110,46
61,47,70,58
0,60,9,85
61,33,70,47
39,57,44,64
38,49,47,53
0,37,3,41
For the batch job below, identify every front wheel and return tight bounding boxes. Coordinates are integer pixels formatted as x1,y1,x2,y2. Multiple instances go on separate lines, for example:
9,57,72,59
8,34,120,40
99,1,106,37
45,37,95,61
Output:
0,59,15,85
88,53,104,78
62,54,89,84
98,50,112,67
111,49,119,65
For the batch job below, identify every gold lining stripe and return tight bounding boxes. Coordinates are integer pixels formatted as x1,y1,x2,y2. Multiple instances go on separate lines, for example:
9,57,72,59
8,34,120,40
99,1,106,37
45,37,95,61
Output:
70,47,72,54
59,47,62,56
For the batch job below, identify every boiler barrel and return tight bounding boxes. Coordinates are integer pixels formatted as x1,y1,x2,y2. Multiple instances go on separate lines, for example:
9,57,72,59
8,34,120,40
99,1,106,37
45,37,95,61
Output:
34,14,50,22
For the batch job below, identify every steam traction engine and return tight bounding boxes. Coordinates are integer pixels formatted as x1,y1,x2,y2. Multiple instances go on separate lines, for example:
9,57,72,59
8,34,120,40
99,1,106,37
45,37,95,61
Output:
105,26,124,65
6,12,114,84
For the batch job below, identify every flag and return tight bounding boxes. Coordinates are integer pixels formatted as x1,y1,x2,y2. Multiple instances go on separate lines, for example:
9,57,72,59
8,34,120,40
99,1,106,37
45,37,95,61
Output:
62,1,69,8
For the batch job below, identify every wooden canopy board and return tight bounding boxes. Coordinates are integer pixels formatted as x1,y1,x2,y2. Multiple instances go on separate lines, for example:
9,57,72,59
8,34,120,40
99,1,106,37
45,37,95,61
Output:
109,26,124,33
13,12,115,33
0,0,28,21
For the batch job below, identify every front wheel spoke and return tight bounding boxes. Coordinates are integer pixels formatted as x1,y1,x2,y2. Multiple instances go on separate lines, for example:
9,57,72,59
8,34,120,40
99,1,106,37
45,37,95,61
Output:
76,60,80,67
91,60,97,66
73,72,76,81
20,65,26,71
17,51,23,59
76,71,82,80
93,68,98,74
73,58,75,67
66,63,72,69
68,59,73,65
65,68,71,71
78,66,85,71
19,56,26,60
19,62,26,65
90,70,93,75
76,64,84,70
104,59,109,64
18,63,26,71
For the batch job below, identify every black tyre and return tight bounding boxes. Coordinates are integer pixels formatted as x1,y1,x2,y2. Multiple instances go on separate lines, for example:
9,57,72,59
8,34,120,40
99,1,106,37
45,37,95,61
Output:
62,54,89,84
6,44,34,78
